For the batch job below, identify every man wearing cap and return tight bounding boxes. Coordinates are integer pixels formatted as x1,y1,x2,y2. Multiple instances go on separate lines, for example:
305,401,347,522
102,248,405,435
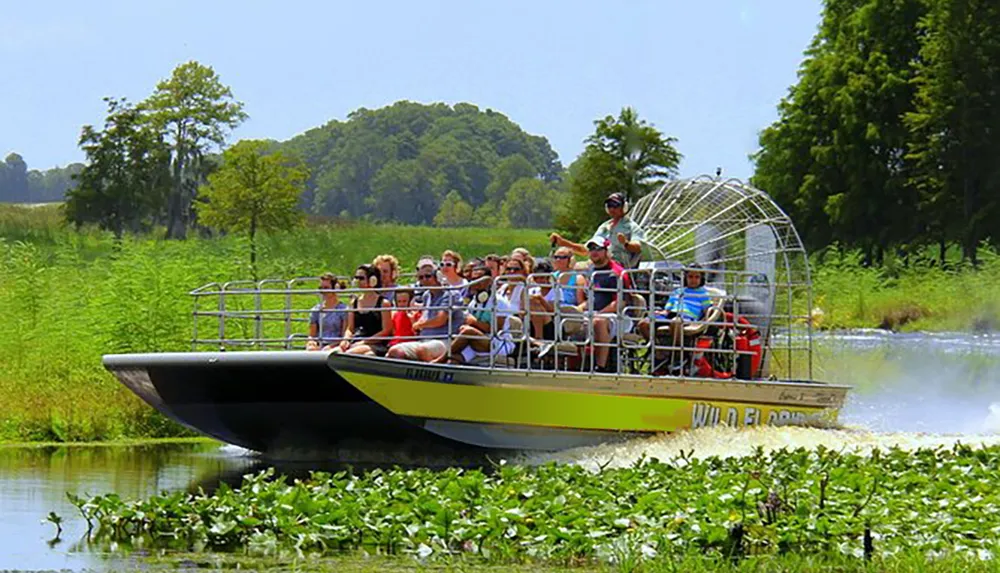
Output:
549,192,647,268
575,235,631,372
387,258,464,363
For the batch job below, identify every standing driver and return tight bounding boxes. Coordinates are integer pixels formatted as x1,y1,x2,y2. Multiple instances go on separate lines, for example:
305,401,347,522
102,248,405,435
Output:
549,192,646,268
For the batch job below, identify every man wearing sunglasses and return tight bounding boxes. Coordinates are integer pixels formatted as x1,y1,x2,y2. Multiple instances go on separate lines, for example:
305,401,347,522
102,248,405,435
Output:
578,236,632,372
386,258,464,363
549,192,646,268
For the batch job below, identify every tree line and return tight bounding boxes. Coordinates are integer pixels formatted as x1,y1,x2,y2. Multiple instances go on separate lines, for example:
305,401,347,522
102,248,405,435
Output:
0,153,83,203
752,0,1000,265
59,60,683,242
279,100,565,228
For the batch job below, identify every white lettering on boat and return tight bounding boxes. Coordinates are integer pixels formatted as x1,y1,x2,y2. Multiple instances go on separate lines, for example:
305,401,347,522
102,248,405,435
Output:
691,403,722,428
690,402,815,429
726,407,739,427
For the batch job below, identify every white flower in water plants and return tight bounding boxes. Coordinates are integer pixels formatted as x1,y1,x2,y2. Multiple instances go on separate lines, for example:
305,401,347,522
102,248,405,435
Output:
416,543,433,558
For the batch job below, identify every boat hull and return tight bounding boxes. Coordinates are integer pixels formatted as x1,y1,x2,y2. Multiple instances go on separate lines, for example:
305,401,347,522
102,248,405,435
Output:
103,351,848,458
103,352,485,461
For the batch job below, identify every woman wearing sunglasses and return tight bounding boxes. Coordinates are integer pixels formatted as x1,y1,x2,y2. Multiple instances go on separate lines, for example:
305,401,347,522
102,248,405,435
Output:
497,258,530,313
440,250,468,293
335,264,393,356
552,246,586,306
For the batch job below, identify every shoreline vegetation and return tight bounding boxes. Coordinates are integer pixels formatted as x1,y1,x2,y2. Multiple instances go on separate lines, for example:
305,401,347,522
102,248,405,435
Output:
0,202,998,443
67,445,1000,571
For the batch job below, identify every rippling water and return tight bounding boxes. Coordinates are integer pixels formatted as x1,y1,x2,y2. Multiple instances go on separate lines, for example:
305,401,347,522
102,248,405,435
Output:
0,331,998,570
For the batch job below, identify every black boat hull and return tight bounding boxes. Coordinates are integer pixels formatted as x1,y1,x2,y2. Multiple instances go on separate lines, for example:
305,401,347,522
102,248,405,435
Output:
104,352,492,461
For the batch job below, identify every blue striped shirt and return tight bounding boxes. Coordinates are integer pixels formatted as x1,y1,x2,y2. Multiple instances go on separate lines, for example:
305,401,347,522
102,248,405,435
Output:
664,286,713,321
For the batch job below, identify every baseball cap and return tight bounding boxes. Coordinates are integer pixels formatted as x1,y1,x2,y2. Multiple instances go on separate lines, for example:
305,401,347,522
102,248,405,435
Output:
416,257,438,271
605,192,626,207
586,235,611,250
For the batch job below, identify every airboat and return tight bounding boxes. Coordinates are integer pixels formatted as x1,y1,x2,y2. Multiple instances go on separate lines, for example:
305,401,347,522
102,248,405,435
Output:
103,177,849,458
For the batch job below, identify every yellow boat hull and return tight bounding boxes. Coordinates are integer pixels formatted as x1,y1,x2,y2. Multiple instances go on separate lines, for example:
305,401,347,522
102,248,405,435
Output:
330,353,846,450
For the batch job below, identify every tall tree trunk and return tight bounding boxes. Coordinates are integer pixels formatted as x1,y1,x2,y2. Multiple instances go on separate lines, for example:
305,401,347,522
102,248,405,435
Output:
938,238,946,267
249,213,258,282
166,132,188,239
963,177,978,265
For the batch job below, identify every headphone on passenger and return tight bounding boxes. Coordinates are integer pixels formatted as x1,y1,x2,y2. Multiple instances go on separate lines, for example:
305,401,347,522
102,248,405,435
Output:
605,192,630,215
357,264,382,289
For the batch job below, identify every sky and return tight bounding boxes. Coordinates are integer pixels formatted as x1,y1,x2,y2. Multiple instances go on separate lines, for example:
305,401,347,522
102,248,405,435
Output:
1,0,822,180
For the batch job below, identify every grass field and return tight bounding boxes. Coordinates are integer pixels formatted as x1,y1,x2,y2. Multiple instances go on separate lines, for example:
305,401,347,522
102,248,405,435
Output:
0,203,997,442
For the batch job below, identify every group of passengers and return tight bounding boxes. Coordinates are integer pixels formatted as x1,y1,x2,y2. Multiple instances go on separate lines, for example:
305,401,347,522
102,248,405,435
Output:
305,192,715,373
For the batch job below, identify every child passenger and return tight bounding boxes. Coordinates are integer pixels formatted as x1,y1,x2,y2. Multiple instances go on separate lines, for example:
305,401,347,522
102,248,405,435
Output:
389,288,417,348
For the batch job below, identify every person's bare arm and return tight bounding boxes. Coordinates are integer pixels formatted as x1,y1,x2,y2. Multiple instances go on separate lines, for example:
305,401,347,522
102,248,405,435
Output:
549,233,588,257
465,314,491,332
532,293,554,313
414,312,446,331
414,296,452,331
575,277,587,306
340,311,356,350
372,301,393,340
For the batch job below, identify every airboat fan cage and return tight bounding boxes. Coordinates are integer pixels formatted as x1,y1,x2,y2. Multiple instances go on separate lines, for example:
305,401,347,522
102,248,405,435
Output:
631,176,814,380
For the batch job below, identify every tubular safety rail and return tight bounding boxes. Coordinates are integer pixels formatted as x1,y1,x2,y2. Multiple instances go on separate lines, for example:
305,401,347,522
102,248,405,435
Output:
189,266,815,381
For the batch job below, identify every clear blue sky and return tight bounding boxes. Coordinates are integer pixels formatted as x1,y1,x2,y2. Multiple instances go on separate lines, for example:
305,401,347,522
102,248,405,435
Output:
1,0,821,180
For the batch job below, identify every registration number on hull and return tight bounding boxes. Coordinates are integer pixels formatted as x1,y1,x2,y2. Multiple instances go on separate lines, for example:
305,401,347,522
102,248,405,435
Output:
403,368,454,383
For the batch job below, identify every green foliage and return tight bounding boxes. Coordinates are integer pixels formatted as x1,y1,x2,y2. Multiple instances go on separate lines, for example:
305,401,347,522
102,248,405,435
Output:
0,153,29,202
753,0,1000,263
71,444,1000,565
561,108,680,238
809,244,1000,331
485,155,538,205
905,0,1000,265
198,140,308,277
433,190,476,227
63,98,172,239
280,101,562,225
0,152,82,203
501,178,562,229
141,60,248,239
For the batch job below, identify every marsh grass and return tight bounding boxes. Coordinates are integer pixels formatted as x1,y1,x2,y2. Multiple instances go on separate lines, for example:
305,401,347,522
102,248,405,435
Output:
0,203,997,442
810,247,1000,331
74,445,1000,569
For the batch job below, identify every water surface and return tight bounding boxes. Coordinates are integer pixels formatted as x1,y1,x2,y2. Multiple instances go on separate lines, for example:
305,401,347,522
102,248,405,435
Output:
0,442,251,570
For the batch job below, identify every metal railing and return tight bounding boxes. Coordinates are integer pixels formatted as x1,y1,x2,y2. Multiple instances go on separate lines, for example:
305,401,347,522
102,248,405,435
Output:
188,266,814,381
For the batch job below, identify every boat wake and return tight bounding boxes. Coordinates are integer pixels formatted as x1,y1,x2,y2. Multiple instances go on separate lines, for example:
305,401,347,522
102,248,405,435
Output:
525,386,1000,470
522,420,1000,471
